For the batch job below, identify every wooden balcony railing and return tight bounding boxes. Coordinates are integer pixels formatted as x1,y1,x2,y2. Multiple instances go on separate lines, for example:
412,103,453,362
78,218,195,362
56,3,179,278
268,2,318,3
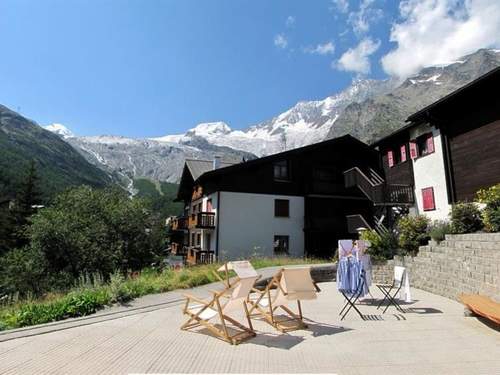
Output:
188,212,216,229
171,216,188,231
186,247,215,265
171,242,188,256
343,167,414,205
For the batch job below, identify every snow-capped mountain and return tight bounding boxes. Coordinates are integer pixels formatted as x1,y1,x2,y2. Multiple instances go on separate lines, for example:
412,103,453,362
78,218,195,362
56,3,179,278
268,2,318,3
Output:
44,123,74,138
152,78,395,156
44,48,500,186
45,128,255,189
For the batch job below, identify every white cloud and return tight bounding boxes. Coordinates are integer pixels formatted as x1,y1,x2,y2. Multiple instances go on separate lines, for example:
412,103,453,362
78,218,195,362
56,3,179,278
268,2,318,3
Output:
348,0,383,35
335,38,381,74
305,41,336,55
274,33,288,49
382,0,500,78
331,0,349,14
286,16,296,27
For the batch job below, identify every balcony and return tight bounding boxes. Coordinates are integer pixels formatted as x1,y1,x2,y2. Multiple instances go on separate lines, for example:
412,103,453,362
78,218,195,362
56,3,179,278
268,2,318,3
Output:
186,247,215,265
170,242,188,256
171,216,188,231
188,212,216,229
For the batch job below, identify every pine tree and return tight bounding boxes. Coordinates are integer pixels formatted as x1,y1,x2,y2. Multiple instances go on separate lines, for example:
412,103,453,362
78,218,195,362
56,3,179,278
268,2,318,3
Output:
11,160,42,247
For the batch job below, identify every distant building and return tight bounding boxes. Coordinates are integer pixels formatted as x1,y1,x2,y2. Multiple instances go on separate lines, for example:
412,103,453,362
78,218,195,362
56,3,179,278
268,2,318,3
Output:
372,66,500,221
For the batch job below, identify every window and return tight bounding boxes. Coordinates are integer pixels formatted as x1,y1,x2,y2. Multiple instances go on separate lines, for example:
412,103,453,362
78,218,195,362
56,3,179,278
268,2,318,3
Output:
400,144,407,163
387,150,395,167
197,233,201,246
412,133,435,158
191,233,196,246
273,160,290,181
206,199,213,212
274,235,289,255
274,199,290,217
422,187,436,211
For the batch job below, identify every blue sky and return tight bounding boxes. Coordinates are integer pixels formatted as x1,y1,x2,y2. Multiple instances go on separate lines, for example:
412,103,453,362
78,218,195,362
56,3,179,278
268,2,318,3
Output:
1,0,499,137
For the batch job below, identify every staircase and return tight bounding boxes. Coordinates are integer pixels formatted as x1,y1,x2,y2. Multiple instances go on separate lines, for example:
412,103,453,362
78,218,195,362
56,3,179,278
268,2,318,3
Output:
344,167,414,234
343,167,414,205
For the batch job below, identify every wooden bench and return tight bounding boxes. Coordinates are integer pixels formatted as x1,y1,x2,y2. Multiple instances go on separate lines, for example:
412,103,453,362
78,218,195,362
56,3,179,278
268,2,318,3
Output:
460,294,500,325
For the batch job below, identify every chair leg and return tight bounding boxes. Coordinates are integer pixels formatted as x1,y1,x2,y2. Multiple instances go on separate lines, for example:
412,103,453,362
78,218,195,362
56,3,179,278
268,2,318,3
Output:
243,301,254,332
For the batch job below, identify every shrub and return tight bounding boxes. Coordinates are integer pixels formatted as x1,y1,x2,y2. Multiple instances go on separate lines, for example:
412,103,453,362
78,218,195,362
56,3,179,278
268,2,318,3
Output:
450,202,483,234
360,229,398,260
397,215,430,255
429,220,452,243
476,183,500,232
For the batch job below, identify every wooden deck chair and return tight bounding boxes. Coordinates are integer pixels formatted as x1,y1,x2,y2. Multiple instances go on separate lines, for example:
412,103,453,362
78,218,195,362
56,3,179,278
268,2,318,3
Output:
248,267,320,332
181,264,259,345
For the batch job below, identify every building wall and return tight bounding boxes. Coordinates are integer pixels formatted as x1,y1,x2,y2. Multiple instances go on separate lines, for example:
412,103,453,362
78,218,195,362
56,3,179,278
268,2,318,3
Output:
410,125,450,221
217,191,305,260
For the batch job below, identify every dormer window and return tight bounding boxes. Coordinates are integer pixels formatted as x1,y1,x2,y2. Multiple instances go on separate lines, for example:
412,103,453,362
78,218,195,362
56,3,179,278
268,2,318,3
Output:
273,160,290,181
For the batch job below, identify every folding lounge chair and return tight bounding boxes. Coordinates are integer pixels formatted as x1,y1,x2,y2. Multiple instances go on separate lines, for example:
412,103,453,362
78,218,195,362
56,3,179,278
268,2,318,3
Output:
181,262,259,345
248,267,320,332
376,266,406,313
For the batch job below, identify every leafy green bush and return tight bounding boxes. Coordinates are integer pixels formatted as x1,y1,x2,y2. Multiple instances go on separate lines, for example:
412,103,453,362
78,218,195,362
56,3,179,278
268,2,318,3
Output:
397,215,430,255
429,220,452,243
27,186,166,286
360,229,398,260
450,202,483,234
0,246,48,297
476,183,500,232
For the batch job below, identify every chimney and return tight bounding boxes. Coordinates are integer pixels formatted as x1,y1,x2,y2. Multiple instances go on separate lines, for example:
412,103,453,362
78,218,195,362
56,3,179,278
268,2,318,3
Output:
213,156,221,170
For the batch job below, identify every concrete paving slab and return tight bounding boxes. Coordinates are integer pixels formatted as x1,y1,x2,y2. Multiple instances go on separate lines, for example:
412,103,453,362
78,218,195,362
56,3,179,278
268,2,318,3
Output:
0,281,498,374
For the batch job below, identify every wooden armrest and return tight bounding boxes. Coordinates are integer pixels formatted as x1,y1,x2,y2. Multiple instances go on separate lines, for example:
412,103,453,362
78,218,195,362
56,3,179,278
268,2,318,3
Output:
183,293,209,305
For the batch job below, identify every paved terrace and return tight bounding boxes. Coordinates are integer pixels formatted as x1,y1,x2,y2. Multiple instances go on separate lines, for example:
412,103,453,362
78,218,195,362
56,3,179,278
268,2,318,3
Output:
0,272,499,375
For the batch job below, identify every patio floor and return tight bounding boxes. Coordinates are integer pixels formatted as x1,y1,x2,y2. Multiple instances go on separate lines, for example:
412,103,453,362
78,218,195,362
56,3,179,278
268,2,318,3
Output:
0,280,499,375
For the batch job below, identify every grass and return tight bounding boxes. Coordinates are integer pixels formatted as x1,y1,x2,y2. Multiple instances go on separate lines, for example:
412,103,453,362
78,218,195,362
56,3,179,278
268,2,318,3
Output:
0,257,328,331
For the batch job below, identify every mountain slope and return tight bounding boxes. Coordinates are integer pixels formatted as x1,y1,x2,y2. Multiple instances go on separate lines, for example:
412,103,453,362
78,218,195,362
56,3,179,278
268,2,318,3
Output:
327,49,500,143
59,133,255,187
0,105,111,199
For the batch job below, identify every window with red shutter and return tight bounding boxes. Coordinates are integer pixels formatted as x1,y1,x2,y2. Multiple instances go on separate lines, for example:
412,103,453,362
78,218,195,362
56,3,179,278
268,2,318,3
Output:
387,150,394,167
409,141,417,159
422,187,435,211
400,145,407,162
426,134,435,154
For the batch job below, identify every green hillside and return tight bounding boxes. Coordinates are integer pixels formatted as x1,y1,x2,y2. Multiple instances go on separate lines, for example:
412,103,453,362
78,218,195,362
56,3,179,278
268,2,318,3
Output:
133,178,183,217
0,104,111,201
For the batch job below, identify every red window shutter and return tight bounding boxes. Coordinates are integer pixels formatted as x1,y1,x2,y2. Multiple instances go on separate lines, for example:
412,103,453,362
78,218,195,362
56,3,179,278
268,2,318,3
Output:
387,150,394,167
400,145,407,162
427,134,435,153
409,141,418,159
422,187,435,211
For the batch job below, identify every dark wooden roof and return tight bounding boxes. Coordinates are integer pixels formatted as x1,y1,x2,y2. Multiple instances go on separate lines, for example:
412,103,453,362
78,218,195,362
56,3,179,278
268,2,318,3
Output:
197,134,372,183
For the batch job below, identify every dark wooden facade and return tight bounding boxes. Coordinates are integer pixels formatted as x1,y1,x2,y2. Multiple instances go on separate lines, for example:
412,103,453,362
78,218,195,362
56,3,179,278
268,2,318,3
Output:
376,132,414,187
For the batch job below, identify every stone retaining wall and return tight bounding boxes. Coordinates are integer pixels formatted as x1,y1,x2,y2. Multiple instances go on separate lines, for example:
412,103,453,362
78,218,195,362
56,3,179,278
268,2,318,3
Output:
371,233,500,302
